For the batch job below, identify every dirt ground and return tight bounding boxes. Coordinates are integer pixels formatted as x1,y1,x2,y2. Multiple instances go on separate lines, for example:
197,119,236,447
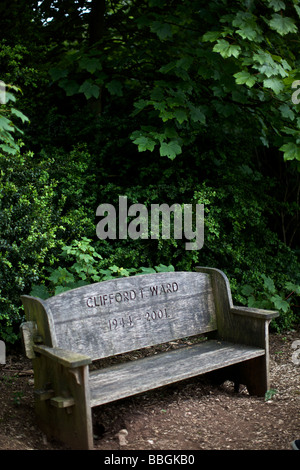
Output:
0,326,299,451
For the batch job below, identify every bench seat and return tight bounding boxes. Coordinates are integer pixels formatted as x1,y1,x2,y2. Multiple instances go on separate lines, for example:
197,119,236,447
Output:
89,340,265,406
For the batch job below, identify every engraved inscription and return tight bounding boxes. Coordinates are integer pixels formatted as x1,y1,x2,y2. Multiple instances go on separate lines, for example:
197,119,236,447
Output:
108,315,134,331
107,308,170,332
85,282,179,309
145,308,169,321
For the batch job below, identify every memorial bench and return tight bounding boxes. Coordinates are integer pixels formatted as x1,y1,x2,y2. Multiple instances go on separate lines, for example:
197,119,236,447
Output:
20,267,278,450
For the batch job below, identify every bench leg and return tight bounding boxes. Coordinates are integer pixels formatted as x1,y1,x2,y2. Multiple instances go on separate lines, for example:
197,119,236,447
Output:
236,356,269,397
207,356,269,397
33,355,93,450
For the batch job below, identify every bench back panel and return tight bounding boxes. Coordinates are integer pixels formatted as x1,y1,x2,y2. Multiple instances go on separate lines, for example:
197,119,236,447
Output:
44,272,217,360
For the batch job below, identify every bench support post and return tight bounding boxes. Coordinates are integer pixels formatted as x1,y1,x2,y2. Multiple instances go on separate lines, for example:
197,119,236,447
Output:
33,354,93,450
207,354,269,397
235,355,269,396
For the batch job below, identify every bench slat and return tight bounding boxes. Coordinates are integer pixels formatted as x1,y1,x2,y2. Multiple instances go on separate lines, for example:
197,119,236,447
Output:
44,272,217,360
89,340,265,406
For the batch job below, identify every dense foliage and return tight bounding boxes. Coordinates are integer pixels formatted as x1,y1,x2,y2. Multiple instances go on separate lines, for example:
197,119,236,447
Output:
0,0,299,342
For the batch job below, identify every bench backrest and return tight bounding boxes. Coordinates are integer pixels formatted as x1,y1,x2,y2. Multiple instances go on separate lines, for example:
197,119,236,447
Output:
22,272,217,361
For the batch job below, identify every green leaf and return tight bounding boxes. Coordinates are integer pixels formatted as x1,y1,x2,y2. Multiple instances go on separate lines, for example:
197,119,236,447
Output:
30,285,49,300
155,264,175,272
0,143,17,154
54,286,72,295
265,388,278,401
139,267,156,274
236,24,259,41
10,108,30,123
213,40,241,58
234,71,256,88
174,109,188,124
232,12,263,41
263,78,284,94
262,274,276,294
279,104,294,121
189,105,206,124
106,80,123,97
49,267,75,285
268,0,286,12
202,31,221,42
150,21,173,40
159,140,182,160
79,57,101,74
241,284,254,296
269,14,297,35
132,135,156,152
2,92,16,104
49,68,68,81
176,57,193,71
0,115,14,132
59,79,80,96
79,80,100,99
271,294,289,313
109,265,120,273
295,4,300,18
159,61,177,74
280,142,300,161
285,281,300,295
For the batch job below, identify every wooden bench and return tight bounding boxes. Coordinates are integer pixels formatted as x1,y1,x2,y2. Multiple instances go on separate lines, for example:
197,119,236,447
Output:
20,267,278,450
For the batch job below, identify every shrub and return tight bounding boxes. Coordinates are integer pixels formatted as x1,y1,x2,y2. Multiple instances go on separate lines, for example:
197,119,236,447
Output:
0,149,62,342
240,275,300,331
30,237,175,299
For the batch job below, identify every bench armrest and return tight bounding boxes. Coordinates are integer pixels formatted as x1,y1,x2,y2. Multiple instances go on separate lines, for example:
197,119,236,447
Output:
231,306,279,321
33,344,92,368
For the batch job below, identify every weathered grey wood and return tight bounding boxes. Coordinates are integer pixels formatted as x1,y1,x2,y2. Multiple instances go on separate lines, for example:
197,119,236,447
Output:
195,267,277,347
231,306,278,320
21,295,56,347
195,266,279,392
32,352,93,450
34,388,55,401
20,268,279,450
28,272,217,360
33,344,91,368
50,396,75,408
20,321,37,359
89,340,265,407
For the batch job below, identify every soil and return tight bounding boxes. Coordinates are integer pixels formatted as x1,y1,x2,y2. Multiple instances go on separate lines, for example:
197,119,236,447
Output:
0,327,299,451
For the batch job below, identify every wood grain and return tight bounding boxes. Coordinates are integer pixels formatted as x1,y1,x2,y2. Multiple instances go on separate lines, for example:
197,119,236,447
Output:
89,340,265,406
43,272,217,360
